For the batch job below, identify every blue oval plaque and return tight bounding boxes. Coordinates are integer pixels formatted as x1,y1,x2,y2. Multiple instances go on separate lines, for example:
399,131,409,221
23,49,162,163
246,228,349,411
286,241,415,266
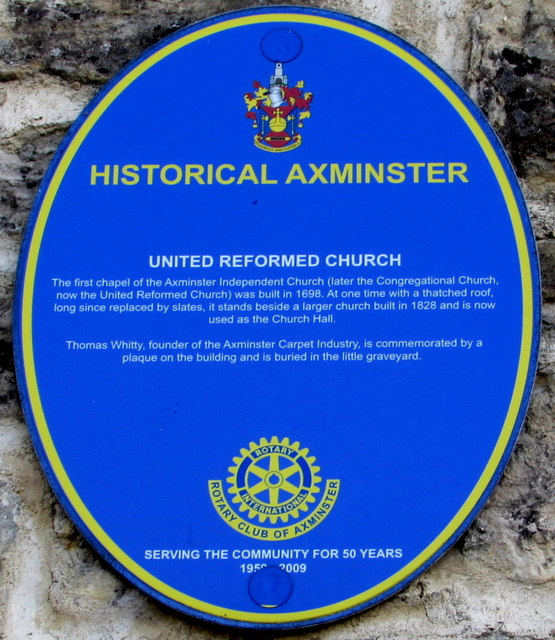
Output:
14,7,540,630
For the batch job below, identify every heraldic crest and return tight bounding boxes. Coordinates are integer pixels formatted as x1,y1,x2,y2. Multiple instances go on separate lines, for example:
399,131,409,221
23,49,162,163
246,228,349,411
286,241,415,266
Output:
244,28,313,152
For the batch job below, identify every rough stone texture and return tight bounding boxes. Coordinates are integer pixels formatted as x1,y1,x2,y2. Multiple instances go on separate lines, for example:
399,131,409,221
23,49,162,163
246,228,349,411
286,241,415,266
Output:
0,1,553,639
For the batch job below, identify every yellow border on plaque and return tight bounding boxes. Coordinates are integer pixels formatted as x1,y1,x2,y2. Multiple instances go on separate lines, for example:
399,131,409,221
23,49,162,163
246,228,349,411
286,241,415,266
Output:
21,13,535,624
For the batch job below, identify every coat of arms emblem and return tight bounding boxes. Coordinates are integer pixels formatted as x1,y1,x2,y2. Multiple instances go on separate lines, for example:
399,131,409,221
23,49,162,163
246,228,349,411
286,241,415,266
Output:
244,29,313,152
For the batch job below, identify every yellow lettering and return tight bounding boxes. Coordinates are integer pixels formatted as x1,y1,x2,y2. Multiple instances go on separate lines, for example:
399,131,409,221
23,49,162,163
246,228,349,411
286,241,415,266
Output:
365,163,384,183
260,164,278,184
427,162,446,183
206,164,214,184
406,162,425,183
90,164,110,185
185,165,205,185
286,163,308,184
121,164,139,186
308,163,328,184
330,163,353,184
141,164,160,185
449,162,468,183
215,164,236,185
160,164,182,185
387,162,406,183
237,164,259,184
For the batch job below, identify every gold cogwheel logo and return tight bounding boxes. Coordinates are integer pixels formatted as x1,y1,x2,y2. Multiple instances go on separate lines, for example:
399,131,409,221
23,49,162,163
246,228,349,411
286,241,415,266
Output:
227,436,321,524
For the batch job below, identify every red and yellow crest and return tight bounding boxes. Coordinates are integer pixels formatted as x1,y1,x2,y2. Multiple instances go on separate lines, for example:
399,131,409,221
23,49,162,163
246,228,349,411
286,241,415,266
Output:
245,68,313,152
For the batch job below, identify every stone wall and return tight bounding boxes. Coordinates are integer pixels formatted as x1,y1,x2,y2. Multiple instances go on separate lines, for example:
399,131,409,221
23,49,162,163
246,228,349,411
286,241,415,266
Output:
0,1,553,638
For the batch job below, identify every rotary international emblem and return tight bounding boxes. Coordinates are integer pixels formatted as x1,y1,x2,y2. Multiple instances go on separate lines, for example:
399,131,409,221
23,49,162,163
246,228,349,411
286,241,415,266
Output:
244,28,313,152
209,437,340,540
